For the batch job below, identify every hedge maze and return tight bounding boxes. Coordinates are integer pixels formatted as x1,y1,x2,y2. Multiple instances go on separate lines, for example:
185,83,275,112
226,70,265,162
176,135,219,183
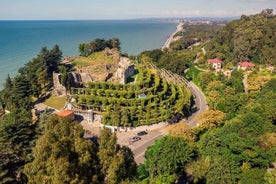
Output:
72,64,192,127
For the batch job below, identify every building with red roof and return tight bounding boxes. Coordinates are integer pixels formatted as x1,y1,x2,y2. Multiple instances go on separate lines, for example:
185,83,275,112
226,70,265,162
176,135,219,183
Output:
56,110,75,120
207,58,223,71
238,61,255,70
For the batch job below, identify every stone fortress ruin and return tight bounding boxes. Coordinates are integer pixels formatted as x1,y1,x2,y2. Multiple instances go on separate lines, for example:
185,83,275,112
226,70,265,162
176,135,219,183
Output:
53,48,135,96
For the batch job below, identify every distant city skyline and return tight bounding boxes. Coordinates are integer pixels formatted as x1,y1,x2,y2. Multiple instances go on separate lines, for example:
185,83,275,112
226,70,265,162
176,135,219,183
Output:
1,0,276,20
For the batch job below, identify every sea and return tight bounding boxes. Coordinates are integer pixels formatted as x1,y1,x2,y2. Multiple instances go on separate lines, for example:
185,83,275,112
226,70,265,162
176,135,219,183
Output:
0,20,176,88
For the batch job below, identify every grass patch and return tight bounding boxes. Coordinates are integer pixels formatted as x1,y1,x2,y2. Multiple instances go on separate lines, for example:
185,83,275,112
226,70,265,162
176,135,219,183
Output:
73,51,117,67
44,96,67,110
186,65,200,85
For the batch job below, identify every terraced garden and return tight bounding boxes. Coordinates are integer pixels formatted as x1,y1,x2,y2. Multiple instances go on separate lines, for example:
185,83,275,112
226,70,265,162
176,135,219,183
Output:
72,64,192,126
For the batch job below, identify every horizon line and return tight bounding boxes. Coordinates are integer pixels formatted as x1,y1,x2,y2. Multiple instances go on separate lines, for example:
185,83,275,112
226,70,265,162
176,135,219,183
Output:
0,16,240,21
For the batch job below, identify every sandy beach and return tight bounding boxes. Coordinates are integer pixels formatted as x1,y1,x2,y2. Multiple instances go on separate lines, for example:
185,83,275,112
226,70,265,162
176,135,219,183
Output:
162,22,184,49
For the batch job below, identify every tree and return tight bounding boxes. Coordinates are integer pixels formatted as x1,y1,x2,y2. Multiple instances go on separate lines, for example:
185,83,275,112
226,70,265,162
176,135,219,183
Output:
24,115,101,184
98,128,137,183
144,136,194,177
10,75,33,111
0,108,35,183
107,146,137,184
205,158,240,184
110,37,121,50
198,72,214,89
167,122,196,141
247,74,270,92
196,110,225,130
60,72,74,94
48,44,62,73
1,75,13,110
240,168,266,184
98,128,118,174
189,156,210,183
3,74,12,91
264,169,276,184
78,43,89,56
89,41,97,53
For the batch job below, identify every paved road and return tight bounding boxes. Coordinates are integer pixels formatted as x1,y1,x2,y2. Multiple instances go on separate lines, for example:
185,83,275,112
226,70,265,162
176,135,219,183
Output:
186,81,208,127
130,130,166,164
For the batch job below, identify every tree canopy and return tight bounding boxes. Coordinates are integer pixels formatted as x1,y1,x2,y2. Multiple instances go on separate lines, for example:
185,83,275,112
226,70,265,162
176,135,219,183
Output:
206,9,276,65
0,108,35,183
79,38,121,57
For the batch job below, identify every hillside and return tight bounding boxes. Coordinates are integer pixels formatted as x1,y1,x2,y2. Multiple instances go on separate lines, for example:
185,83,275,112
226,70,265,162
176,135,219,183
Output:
135,10,276,184
206,9,276,65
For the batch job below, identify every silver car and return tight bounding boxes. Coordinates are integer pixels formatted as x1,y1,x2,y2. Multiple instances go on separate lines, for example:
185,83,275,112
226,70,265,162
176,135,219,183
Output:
131,136,141,142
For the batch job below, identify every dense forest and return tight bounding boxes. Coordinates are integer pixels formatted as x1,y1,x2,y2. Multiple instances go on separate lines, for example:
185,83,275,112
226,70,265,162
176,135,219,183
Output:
0,9,276,184
136,76,276,184
206,9,276,65
140,49,196,76
170,24,223,51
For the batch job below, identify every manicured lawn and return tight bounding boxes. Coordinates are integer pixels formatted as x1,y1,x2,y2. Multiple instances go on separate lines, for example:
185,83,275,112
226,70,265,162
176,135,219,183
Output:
44,96,67,110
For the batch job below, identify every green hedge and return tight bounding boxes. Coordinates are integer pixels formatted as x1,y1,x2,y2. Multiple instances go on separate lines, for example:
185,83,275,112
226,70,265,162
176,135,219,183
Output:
72,65,191,126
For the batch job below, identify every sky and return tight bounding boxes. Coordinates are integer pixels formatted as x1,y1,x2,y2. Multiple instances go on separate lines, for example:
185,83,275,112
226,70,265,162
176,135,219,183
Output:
0,0,276,20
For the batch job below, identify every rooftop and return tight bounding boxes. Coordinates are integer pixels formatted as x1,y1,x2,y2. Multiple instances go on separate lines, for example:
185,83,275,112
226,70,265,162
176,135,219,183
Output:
238,62,255,67
56,110,74,117
208,58,222,64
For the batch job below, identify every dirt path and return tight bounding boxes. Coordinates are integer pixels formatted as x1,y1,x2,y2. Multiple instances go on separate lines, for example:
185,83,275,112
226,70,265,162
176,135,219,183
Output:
243,71,251,93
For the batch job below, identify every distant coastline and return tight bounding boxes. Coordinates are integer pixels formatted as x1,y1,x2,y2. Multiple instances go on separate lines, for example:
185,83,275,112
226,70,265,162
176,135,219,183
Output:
162,22,184,49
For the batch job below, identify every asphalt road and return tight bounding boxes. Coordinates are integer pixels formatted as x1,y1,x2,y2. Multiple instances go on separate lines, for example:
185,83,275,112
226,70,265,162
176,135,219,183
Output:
130,130,166,164
131,81,208,164
186,81,208,127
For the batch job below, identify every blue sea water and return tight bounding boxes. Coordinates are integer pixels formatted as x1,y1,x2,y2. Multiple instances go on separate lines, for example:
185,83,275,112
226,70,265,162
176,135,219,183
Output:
0,20,176,87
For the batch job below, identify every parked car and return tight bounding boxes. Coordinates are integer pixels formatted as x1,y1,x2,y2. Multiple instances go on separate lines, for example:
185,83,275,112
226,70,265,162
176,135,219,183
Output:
131,136,141,142
137,131,148,136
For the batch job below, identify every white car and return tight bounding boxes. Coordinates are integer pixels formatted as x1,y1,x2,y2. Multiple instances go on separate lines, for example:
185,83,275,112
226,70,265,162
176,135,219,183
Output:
131,136,141,142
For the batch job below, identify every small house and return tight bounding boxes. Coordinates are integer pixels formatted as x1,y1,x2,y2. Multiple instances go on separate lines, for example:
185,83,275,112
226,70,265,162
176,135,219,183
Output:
208,58,223,70
56,110,75,120
237,62,255,70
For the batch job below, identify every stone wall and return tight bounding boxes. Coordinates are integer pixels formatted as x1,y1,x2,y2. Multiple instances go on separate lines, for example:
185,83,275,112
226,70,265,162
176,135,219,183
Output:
52,72,66,96
115,57,135,84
